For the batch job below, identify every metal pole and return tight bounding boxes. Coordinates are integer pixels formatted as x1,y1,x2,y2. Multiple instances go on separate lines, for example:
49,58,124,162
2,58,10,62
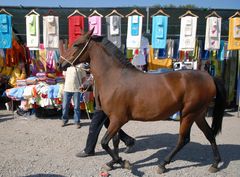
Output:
146,7,150,34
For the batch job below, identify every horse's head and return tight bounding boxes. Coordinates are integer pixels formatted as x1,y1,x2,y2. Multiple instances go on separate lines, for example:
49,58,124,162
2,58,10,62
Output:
58,29,94,71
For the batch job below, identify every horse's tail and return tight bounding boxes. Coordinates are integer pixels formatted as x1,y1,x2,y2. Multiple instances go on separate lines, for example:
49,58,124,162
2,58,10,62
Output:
211,77,227,137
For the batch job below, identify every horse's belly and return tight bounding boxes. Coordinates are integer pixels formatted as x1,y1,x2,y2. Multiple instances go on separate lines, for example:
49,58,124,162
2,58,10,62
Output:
131,104,179,121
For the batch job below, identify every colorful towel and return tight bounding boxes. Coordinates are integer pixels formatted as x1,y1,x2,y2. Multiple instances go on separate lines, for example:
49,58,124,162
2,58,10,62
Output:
204,17,221,50
126,15,143,49
151,15,168,49
43,16,59,49
0,14,12,49
88,16,102,36
26,14,40,49
179,16,197,51
68,15,84,46
106,16,121,48
228,17,240,50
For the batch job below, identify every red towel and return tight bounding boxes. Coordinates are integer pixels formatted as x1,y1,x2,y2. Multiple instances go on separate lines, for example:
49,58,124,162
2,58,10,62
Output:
68,16,84,47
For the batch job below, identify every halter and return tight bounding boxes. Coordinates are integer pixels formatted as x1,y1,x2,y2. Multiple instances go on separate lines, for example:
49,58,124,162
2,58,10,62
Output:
60,37,91,66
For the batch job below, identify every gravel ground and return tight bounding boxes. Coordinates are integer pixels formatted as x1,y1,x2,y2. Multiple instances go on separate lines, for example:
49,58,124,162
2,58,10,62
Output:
0,110,240,177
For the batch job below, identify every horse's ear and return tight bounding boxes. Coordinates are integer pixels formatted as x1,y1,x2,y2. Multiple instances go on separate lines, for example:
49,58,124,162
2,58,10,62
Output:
86,28,94,38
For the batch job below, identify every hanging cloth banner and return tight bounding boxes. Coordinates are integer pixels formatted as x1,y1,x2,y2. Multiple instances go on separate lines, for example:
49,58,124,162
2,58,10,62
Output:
126,15,143,49
0,14,12,49
106,15,121,48
26,14,40,49
88,16,102,36
68,15,84,47
151,15,168,49
204,17,222,50
43,15,59,49
228,17,240,50
179,16,197,51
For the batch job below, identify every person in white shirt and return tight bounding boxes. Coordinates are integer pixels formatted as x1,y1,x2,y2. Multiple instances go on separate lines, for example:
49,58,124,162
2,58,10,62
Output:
61,64,86,128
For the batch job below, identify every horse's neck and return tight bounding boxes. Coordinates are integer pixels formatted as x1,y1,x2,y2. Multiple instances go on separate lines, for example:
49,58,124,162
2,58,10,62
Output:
89,42,122,86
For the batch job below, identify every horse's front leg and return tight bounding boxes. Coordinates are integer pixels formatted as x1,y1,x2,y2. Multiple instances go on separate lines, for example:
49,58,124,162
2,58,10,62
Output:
101,121,131,171
112,132,120,155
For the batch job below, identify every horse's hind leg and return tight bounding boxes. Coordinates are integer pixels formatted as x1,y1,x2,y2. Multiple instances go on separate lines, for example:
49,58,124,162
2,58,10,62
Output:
101,119,130,171
157,114,194,174
195,116,221,173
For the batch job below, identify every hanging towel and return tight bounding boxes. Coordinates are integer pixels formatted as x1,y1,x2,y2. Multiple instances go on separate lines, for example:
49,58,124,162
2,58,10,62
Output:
106,16,121,48
151,15,168,49
26,14,40,49
126,15,143,49
43,16,59,49
233,17,240,38
228,17,240,50
68,15,84,47
179,16,197,51
0,14,12,49
204,17,221,50
88,16,102,36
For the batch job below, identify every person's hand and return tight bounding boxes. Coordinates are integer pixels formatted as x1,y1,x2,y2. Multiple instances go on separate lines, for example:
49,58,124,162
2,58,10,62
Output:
79,84,85,91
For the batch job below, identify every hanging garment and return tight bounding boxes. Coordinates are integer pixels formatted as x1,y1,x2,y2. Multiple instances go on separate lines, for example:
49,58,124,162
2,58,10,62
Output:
166,39,174,58
148,46,172,70
204,17,221,50
88,16,102,36
68,15,84,47
151,15,168,49
0,14,12,49
217,40,225,61
228,17,240,50
106,16,121,48
179,16,197,51
26,14,40,49
43,15,59,49
131,36,149,66
126,15,143,49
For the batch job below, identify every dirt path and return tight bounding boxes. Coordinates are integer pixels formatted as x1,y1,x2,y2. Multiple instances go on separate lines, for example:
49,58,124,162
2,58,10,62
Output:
0,110,240,177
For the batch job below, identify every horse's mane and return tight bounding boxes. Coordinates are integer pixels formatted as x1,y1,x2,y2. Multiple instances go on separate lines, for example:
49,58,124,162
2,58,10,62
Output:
91,36,137,69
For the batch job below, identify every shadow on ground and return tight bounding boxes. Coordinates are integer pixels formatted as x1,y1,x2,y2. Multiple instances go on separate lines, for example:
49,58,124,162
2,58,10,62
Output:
0,113,13,123
22,174,65,177
122,133,240,176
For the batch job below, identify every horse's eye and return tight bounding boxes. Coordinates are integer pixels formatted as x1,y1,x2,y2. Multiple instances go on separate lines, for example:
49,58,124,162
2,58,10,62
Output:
73,44,79,48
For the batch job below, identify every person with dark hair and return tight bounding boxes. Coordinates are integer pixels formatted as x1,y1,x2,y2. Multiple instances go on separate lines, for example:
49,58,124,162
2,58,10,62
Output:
61,64,86,129
0,75,11,110
76,69,135,157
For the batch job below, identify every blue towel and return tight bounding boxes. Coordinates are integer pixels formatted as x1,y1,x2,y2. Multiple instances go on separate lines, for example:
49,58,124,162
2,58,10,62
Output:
53,85,60,98
0,14,12,49
131,16,139,36
151,15,168,49
9,87,25,100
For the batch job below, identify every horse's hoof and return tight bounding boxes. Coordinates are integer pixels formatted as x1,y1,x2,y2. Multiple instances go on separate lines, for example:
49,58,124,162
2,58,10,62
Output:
157,165,166,174
101,164,113,172
122,160,132,170
208,165,219,173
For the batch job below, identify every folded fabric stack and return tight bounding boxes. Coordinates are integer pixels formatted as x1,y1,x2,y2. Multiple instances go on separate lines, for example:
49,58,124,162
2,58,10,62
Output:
46,77,56,85
55,76,64,83
7,87,26,100
16,79,27,87
36,72,47,81
26,76,38,85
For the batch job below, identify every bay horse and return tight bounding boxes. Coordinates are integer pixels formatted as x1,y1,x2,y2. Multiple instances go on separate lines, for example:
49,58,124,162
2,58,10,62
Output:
58,29,226,174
